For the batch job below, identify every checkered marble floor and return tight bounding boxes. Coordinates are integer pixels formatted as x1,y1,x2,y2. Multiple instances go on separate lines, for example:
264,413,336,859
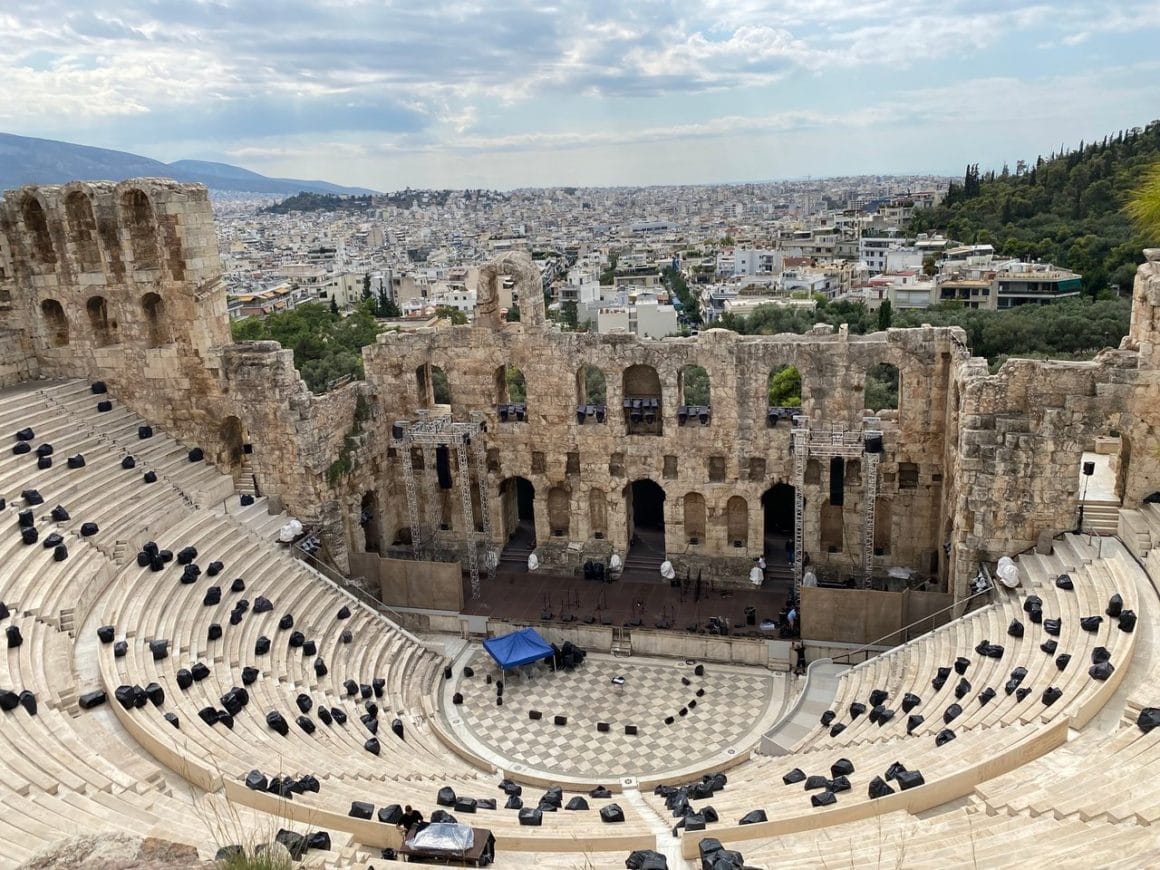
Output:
447,650,777,780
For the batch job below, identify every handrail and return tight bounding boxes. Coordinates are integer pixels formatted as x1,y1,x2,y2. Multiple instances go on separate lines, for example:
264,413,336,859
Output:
828,576,995,665
290,542,425,648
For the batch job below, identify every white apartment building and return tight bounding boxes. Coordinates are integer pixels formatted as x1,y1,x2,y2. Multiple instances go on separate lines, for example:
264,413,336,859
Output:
594,294,679,339
733,248,783,277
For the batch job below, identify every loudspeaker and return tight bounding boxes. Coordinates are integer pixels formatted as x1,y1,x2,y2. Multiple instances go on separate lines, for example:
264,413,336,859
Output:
597,722,610,732
625,724,638,735
1083,461,1096,476
830,456,845,506
436,446,453,489
554,715,567,725
529,710,542,720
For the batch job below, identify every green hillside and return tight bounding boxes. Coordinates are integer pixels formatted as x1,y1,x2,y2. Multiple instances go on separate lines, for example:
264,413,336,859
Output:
910,120,1160,296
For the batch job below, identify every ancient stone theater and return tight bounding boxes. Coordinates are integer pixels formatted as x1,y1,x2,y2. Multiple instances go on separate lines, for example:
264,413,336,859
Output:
0,179,1159,867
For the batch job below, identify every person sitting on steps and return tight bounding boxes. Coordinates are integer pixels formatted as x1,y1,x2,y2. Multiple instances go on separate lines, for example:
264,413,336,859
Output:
399,804,424,833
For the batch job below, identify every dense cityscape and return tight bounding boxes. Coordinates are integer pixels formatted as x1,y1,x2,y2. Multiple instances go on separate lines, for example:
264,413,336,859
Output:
217,173,1095,342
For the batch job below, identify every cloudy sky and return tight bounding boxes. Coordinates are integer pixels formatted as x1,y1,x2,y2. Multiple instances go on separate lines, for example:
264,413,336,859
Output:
3,1,1160,190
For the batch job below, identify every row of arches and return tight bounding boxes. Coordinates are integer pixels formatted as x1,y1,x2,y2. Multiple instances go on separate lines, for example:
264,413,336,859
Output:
493,478,797,554
39,293,168,349
19,188,162,274
413,361,901,418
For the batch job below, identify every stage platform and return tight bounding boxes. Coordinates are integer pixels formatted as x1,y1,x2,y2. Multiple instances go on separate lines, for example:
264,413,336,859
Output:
460,565,796,638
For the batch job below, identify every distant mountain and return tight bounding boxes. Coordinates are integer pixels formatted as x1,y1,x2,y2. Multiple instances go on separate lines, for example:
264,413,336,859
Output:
0,132,376,196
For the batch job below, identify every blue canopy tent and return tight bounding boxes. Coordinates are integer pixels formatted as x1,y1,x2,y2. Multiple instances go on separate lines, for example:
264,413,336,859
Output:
482,627,554,676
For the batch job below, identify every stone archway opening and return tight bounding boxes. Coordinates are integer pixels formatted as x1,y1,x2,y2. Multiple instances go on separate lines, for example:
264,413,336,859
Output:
499,476,536,552
625,479,666,567
726,495,749,549
40,299,69,347
360,490,382,553
66,191,101,273
762,483,796,565
22,196,56,268
121,188,159,270
219,415,244,469
86,295,116,347
623,364,662,436
142,292,168,347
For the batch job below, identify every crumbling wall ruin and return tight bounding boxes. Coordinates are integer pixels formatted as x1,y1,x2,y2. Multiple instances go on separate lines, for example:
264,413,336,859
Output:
0,181,361,560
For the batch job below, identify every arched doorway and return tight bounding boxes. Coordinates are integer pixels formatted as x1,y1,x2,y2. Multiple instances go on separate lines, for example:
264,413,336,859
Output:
360,491,381,553
141,292,168,347
762,483,796,566
40,299,69,347
499,477,536,548
219,416,244,470
86,295,116,347
625,479,666,566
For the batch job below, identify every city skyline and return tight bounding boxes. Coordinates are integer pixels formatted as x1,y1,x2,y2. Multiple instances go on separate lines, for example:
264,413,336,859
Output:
3,1,1160,190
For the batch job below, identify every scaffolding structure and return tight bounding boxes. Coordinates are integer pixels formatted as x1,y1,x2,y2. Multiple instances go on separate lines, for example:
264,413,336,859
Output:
790,415,884,595
391,411,494,599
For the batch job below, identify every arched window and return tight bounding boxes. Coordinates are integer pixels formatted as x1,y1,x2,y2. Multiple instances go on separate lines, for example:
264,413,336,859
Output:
416,363,451,407
576,365,607,424
576,365,606,423
768,365,802,408
683,492,706,543
679,364,711,426
40,299,68,347
415,364,429,406
547,486,570,537
431,366,451,405
121,189,159,270
65,191,101,272
86,296,116,347
622,364,662,436
141,292,168,347
726,496,748,548
495,364,526,421
21,196,56,267
866,362,899,412
680,365,710,406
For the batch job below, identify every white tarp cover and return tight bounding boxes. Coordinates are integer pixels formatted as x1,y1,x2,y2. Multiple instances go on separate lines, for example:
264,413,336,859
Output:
660,560,676,580
996,556,1021,588
609,553,622,571
277,519,303,543
527,552,539,571
749,566,763,586
405,822,475,853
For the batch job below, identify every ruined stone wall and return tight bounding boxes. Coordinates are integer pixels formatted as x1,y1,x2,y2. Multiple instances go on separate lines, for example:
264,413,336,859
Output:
0,181,362,563
946,356,1130,597
356,320,967,585
944,254,1160,600
0,180,230,443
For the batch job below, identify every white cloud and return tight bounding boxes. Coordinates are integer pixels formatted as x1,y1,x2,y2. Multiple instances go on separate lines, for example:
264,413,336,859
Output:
2,0,1160,186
